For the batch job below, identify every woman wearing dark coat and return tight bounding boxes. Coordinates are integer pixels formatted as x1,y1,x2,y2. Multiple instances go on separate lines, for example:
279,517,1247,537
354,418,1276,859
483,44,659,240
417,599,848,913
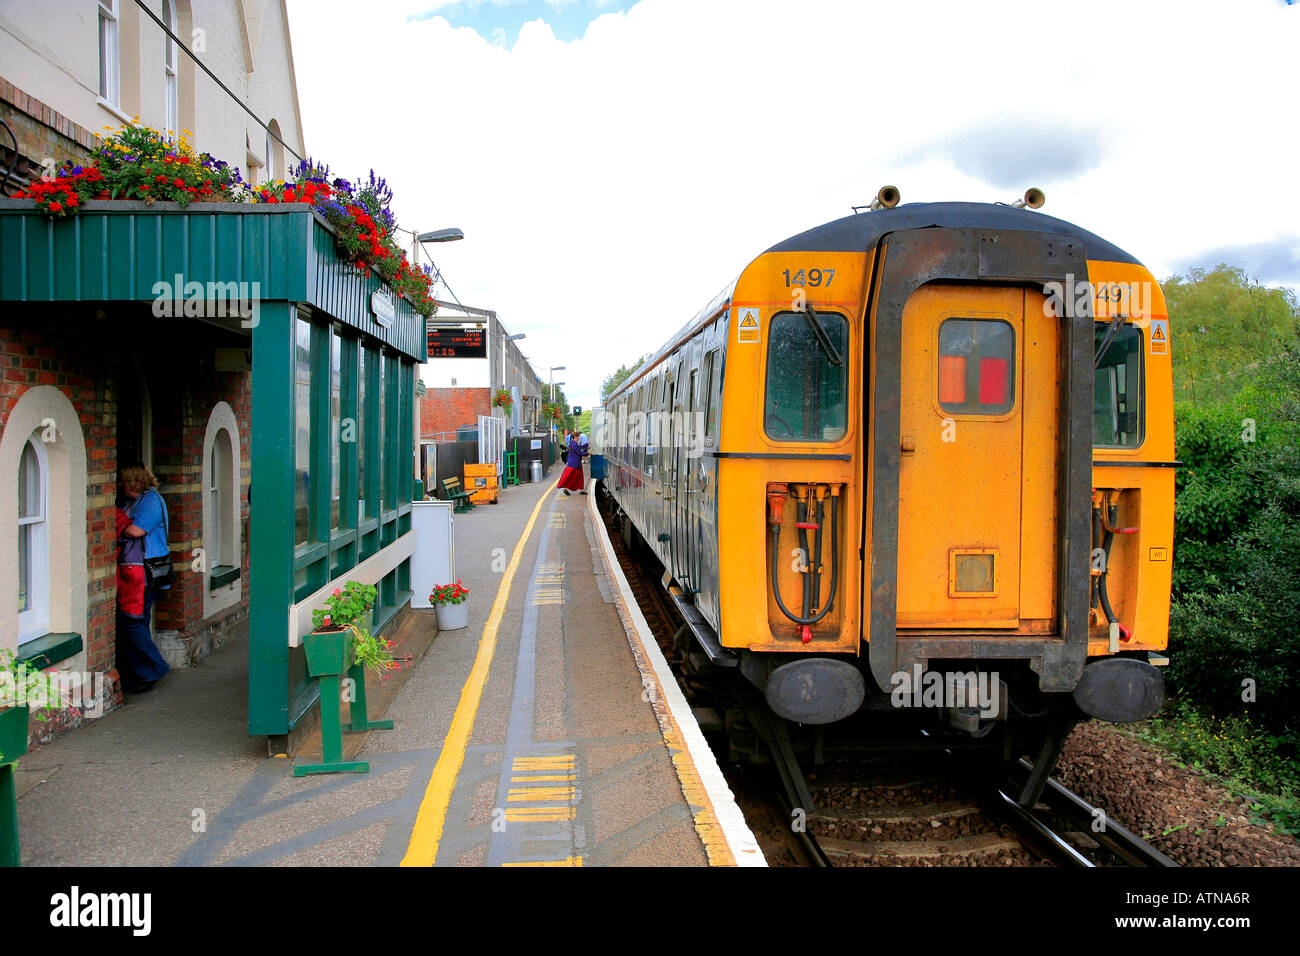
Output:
556,431,588,495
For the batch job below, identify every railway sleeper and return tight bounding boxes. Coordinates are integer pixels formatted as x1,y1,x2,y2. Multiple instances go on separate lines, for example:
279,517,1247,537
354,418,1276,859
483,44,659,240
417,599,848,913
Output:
818,833,1022,863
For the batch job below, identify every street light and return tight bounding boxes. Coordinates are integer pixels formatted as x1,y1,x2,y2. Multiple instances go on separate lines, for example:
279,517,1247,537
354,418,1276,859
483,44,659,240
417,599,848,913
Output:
546,365,567,433
417,228,464,243
507,333,526,341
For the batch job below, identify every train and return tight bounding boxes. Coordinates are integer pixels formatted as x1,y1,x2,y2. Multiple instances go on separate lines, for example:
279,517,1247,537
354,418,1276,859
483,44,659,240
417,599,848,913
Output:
593,188,1173,806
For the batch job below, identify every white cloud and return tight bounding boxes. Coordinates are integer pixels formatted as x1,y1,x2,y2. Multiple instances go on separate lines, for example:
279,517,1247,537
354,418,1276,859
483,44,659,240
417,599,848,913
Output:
285,0,1300,405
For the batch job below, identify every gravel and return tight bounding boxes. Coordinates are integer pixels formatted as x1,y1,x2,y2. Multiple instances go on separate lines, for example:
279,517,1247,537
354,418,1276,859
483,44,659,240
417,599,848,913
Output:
1053,720,1300,867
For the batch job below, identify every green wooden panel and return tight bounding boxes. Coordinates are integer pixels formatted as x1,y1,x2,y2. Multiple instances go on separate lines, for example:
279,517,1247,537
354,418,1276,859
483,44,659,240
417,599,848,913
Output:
248,302,299,736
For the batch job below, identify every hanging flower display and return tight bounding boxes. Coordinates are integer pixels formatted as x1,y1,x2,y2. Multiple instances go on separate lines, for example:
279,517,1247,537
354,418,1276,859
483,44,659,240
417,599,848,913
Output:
493,389,514,411
13,127,438,316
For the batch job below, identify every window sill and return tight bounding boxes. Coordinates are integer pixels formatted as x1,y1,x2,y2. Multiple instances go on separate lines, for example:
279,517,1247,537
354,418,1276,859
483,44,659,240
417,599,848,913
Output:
16,633,83,670
97,97,133,125
209,565,241,591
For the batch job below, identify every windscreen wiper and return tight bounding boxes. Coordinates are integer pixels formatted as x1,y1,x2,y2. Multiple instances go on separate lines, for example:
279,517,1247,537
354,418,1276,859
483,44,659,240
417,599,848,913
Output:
1094,313,1125,368
804,303,843,366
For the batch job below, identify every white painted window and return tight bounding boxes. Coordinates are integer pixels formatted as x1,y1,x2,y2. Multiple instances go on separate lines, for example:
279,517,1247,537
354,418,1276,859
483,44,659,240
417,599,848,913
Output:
209,446,221,568
163,0,179,140
17,435,49,644
98,0,120,108
264,127,275,183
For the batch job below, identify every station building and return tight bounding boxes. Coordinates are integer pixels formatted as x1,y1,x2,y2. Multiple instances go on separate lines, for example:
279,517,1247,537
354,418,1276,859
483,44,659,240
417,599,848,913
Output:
1,2,424,746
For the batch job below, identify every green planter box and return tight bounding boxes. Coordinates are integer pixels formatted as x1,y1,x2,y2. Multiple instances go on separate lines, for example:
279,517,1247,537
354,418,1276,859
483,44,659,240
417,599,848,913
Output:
1,705,28,867
0,706,29,766
303,629,354,677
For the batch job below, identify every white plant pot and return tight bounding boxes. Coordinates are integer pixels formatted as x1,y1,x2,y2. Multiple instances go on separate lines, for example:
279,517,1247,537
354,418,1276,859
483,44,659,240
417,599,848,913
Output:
437,600,469,630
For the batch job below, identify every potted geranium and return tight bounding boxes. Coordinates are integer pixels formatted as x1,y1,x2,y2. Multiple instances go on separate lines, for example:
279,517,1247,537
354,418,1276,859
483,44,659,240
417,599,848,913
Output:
430,580,471,630
307,582,394,677
493,389,513,413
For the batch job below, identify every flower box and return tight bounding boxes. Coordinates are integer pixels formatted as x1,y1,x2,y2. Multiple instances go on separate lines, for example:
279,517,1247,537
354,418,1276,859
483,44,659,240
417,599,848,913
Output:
303,628,354,677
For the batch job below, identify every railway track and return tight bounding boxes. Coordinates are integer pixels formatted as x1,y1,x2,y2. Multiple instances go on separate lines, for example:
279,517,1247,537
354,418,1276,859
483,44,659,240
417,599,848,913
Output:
599,491,1177,869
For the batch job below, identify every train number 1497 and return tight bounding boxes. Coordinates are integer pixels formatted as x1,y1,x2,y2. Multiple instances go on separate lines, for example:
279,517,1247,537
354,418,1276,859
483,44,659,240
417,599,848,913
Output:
782,268,835,288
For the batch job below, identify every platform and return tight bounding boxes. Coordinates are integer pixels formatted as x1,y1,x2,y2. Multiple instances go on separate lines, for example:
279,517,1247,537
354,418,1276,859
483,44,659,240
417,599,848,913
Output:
14,473,761,867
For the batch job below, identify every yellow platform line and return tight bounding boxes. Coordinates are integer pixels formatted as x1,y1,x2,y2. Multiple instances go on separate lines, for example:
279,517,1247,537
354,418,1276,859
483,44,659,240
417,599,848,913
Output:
400,486,554,867
510,775,575,783
504,809,575,822
512,757,574,768
507,787,575,801
503,857,583,867
504,805,574,814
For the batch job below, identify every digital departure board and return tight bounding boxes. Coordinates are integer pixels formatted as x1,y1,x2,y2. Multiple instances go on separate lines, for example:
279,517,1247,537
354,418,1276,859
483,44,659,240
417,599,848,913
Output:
426,326,487,358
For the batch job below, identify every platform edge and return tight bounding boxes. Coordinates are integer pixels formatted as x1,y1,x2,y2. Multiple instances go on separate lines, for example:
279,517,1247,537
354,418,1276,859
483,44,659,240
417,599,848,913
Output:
586,483,767,867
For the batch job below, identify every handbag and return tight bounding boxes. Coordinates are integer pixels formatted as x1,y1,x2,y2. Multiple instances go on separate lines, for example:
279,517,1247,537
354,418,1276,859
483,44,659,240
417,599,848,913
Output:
135,489,175,589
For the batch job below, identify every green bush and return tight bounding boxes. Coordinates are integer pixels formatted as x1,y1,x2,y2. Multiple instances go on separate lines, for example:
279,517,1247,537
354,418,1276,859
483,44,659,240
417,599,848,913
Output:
1166,342,1300,738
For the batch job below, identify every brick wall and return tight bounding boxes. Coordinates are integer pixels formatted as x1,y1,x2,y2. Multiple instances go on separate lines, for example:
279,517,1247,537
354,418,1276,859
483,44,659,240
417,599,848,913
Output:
1,318,117,672
420,387,490,440
0,76,98,194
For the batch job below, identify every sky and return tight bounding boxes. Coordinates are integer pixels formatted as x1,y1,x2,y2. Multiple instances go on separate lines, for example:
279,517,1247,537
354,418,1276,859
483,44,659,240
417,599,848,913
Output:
284,0,1300,408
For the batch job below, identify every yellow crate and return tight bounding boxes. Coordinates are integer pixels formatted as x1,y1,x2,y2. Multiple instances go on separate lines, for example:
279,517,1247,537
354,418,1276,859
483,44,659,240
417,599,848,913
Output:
465,464,499,503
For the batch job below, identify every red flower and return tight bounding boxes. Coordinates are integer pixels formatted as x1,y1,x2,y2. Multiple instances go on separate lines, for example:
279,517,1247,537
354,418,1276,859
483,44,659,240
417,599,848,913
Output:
49,201,63,212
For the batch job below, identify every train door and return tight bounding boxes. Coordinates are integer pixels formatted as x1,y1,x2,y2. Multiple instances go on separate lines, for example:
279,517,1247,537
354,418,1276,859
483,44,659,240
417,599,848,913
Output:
895,284,1059,630
680,362,699,591
660,367,676,572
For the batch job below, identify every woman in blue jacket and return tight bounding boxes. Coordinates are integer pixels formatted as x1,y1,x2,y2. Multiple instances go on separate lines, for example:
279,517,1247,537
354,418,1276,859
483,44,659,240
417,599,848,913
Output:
117,462,171,693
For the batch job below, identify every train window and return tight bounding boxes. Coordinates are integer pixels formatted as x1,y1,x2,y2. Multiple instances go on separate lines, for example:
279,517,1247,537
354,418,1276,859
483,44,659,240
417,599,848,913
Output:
764,311,849,442
1094,324,1144,447
937,319,1015,416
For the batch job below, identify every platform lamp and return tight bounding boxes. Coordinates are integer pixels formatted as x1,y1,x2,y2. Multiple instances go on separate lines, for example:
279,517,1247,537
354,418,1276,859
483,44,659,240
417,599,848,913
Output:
411,227,464,279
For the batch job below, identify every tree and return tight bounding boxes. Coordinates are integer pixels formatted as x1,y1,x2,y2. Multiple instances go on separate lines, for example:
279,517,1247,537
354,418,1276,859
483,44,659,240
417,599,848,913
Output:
1168,335,1300,734
601,354,650,403
1164,265,1298,406
543,383,576,433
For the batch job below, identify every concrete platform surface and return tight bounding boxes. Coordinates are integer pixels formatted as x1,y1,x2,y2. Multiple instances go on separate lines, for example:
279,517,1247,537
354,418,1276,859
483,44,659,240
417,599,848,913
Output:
15,471,758,867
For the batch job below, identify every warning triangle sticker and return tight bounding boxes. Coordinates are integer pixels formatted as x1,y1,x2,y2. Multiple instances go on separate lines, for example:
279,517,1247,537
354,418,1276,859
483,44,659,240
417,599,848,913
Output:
740,313,758,329
1152,325,1166,341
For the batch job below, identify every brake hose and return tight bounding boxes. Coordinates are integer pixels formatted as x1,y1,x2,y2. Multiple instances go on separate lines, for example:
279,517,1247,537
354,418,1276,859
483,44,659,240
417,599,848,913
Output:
771,493,839,626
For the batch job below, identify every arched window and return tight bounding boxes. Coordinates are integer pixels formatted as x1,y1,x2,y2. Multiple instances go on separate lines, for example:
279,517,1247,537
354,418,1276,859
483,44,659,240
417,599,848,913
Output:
202,402,243,618
18,435,49,644
163,0,179,139
265,119,284,184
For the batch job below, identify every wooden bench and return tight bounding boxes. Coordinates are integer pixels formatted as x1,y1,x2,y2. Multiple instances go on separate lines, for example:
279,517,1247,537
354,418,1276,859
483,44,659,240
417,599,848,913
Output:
442,476,476,513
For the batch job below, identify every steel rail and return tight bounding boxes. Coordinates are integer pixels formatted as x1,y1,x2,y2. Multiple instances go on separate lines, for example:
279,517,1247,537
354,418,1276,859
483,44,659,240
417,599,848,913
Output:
1015,758,1180,868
